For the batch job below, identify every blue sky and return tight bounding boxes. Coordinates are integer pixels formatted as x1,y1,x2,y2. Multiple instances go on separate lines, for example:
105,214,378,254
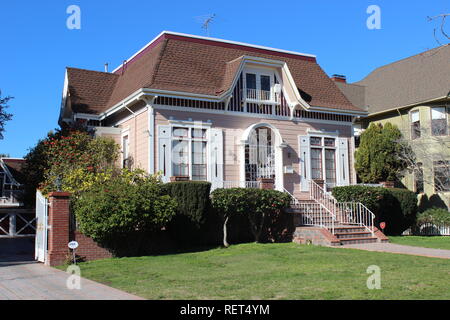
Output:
0,0,449,158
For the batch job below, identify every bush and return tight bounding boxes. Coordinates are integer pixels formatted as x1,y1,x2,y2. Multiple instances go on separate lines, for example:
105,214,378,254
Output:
162,181,212,246
417,208,450,226
332,186,418,235
73,172,177,256
211,188,291,245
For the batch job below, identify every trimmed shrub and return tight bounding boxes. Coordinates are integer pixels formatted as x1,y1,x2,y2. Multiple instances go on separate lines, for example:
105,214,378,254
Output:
417,207,450,226
332,186,417,235
73,173,177,256
211,188,291,245
162,181,212,246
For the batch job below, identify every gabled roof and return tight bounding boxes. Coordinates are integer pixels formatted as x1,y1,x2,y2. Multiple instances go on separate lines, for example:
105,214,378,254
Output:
0,158,26,184
355,44,450,114
64,31,362,116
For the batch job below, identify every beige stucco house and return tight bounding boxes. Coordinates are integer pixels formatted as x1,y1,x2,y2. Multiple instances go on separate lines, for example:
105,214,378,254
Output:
335,45,450,208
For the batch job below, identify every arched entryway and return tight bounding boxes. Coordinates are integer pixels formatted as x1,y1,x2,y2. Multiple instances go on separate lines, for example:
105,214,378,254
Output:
240,123,285,191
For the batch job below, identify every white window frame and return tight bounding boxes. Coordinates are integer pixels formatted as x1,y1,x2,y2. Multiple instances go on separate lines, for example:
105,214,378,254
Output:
309,136,338,186
431,106,448,136
168,120,212,181
121,128,130,168
243,67,276,104
410,110,421,140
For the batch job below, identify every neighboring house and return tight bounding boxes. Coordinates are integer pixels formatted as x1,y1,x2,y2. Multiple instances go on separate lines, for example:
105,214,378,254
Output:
0,158,25,207
335,45,450,208
59,31,367,201
0,158,35,239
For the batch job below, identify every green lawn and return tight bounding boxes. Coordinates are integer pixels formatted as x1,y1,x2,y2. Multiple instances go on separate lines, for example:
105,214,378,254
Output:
389,236,450,250
66,243,450,300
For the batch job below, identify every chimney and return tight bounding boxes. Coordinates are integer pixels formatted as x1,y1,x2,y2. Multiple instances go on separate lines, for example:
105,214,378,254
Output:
331,74,347,83
104,63,109,73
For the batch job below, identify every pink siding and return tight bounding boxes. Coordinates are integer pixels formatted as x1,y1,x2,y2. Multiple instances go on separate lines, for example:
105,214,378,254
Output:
119,110,149,172
154,109,353,198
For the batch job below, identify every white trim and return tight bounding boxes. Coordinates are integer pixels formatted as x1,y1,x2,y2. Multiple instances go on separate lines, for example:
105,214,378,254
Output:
154,104,354,126
112,31,316,73
112,105,148,126
121,129,130,167
240,123,285,191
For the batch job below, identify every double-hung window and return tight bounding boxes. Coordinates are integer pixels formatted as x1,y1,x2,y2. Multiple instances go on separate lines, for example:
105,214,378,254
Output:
431,107,448,136
310,137,337,187
433,160,450,192
172,127,207,181
410,110,421,139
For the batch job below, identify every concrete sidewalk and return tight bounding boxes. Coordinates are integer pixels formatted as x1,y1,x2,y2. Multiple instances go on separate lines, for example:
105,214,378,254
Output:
340,242,450,259
0,261,144,300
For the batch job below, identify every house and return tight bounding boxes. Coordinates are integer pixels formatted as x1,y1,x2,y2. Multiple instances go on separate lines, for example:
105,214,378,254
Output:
0,158,26,208
0,158,35,239
59,31,366,196
335,45,450,208
59,31,387,245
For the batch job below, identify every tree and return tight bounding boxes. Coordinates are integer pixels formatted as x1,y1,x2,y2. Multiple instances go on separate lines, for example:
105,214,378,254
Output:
0,90,13,139
22,127,120,204
427,13,450,45
355,122,410,183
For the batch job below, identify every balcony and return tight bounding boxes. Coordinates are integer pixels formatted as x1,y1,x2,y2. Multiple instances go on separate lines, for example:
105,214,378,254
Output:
0,190,24,207
245,88,280,104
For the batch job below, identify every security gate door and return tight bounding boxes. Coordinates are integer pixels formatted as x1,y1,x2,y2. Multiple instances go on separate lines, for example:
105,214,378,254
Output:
35,190,48,263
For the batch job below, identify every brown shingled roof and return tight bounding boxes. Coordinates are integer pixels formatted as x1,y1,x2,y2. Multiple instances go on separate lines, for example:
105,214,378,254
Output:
67,68,119,114
355,44,450,114
65,32,362,115
1,159,26,184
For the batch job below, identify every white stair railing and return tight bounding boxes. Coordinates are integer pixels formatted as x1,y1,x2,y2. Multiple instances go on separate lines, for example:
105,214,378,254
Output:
309,180,375,235
284,188,335,234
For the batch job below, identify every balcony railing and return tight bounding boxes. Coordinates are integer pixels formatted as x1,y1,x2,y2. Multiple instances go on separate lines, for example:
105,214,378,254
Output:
245,89,280,103
0,190,24,206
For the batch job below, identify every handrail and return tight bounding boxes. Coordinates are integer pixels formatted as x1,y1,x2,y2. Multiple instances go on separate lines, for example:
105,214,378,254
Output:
309,180,375,236
284,187,335,234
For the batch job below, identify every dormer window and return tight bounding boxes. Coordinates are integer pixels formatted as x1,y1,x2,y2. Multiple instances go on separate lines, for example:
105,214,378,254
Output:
244,71,275,102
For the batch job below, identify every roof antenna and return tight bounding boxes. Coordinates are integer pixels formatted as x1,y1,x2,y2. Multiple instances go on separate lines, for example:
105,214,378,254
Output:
200,14,216,37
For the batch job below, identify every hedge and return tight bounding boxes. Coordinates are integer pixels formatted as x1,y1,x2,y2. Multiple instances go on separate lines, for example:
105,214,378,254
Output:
162,181,213,246
332,186,418,235
73,175,177,256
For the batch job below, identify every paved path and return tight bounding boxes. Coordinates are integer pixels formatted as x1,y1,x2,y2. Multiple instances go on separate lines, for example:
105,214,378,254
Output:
0,261,144,300
340,242,450,259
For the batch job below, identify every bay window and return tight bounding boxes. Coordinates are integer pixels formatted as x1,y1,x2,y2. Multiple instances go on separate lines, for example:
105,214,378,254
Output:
410,110,420,139
431,107,448,136
434,160,450,192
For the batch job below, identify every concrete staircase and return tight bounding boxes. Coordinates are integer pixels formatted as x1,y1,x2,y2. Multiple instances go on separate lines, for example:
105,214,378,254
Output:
285,183,388,246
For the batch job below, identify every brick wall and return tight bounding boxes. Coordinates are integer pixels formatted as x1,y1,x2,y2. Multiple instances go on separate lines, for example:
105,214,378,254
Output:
45,192,112,266
72,231,112,261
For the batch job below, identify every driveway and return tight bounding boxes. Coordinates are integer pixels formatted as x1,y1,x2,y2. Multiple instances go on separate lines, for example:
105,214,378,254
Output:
0,239,143,300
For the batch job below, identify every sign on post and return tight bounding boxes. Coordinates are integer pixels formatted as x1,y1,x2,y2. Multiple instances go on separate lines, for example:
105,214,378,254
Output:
68,241,79,264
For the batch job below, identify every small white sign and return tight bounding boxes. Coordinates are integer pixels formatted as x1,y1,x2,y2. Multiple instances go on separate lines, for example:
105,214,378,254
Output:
68,241,79,250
